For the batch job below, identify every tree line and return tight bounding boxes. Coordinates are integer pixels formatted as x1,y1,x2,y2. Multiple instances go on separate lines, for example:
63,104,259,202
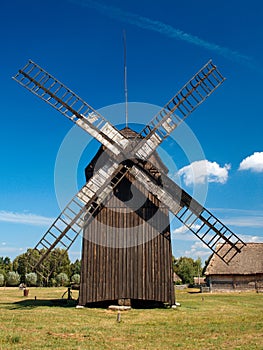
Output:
0,249,81,287
0,250,205,287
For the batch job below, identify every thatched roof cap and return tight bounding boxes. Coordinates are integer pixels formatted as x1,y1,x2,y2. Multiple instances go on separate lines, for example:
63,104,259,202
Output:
119,126,142,139
85,126,168,180
205,243,263,275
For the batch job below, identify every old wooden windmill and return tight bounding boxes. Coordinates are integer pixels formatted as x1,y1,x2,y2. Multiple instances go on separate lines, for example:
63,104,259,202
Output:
14,59,245,307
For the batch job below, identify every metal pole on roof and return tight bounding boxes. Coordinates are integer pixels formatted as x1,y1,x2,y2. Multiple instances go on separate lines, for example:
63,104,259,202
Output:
123,30,128,128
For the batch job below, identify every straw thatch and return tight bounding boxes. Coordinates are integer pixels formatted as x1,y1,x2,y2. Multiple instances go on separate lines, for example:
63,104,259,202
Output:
205,243,263,275
205,243,263,292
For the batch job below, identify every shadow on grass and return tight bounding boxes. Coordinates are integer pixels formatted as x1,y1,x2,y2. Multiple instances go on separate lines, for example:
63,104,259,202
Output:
7,299,169,310
7,298,78,310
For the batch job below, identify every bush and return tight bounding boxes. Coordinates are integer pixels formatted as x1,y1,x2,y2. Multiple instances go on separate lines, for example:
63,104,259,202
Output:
49,278,57,287
25,272,38,286
71,273,80,285
0,274,5,286
56,273,69,287
6,271,20,286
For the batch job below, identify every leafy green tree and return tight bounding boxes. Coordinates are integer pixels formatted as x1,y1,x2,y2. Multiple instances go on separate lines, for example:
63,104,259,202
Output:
70,259,81,276
50,278,57,287
25,272,38,286
4,248,73,286
0,269,6,279
0,274,5,286
6,271,20,286
49,248,71,277
13,253,28,282
13,249,41,283
12,248,71,286
71,273,80,284
194,257,202,279
56,273,69,287
173,256,203,284
36,248,71,283
0,256,12,273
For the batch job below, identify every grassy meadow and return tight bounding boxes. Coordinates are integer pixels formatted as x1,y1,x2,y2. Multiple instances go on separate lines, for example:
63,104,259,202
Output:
0,287,262,349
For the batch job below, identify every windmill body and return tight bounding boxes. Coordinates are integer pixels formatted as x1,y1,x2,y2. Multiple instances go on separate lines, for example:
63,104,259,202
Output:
80,127,174,306
13,59,246,307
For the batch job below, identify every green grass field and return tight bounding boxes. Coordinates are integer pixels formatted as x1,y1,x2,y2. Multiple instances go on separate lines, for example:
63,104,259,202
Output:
0,287,262,349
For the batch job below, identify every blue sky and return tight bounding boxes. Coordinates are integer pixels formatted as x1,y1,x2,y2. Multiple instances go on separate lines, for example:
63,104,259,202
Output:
1,0,263,263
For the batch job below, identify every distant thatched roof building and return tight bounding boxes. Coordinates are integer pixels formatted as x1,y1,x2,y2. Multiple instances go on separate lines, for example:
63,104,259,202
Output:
205,243,263,292
193,277,206,285
173,272,182,284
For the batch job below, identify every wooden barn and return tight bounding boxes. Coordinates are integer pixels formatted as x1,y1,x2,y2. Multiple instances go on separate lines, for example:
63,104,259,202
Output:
205,243,263,292
79,127,175,307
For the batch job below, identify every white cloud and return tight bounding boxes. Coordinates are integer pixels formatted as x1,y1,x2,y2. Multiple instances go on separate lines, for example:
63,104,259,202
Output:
173,241,211,261
191,241,208,250
172,228,195,242
209,208,263,228
239,152,263,172
0,246,25,253
172,224,201,237
172,219,263,244
0,211,54,226
184,241,210,257
223,216,263,228
177,160,231,186
211,208,263,216
239,234,263,243
172,226,190,235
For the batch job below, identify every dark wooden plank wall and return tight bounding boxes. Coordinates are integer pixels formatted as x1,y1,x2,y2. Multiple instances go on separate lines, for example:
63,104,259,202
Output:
79,172,175,306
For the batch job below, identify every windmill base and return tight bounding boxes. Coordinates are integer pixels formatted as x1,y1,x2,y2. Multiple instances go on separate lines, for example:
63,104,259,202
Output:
79,299,169,309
